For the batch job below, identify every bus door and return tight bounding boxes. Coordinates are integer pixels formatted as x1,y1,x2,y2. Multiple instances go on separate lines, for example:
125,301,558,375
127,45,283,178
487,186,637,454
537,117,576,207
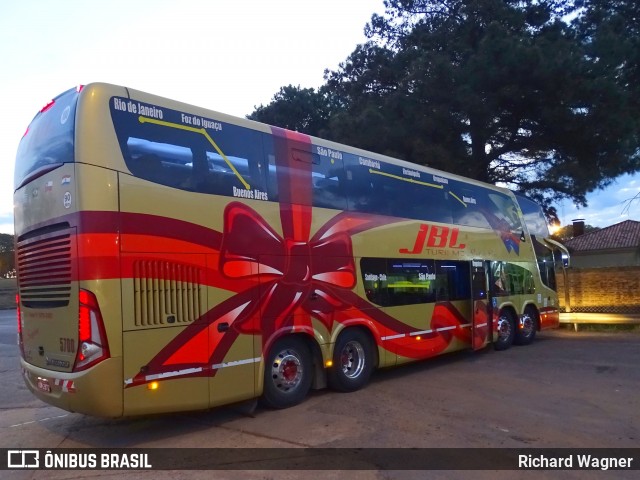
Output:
471,260,490,350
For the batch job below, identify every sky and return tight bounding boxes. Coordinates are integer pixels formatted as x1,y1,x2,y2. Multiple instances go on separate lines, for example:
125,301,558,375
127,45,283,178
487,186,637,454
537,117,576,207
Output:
0,0,638,235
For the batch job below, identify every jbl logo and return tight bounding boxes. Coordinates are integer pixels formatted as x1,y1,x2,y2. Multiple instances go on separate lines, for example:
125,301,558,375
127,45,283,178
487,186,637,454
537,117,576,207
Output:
399,224,466,254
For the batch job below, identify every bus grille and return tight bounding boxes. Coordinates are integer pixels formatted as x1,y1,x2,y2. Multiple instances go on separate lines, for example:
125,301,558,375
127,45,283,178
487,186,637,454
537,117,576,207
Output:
17,231,72,308
133,260,204,326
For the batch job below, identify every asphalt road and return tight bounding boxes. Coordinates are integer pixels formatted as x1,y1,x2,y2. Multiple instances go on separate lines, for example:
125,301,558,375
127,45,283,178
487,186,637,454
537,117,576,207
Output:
0,309,638,479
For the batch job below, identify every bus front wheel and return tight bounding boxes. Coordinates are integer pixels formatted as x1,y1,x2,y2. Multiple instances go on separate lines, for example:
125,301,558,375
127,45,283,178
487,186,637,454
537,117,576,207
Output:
328,329,375,392
494,310,516,351
261,337,312,409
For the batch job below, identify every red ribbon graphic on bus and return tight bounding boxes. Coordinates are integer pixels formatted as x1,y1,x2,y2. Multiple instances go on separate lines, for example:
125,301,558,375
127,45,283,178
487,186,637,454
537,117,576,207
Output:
126,201,476,387
125,129,475,387
127,203,401,386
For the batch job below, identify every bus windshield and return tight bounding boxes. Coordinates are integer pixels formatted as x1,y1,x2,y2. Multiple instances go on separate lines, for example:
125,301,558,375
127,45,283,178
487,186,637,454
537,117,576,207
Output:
15,87,79,189
516,194,551,238
516,194,558,290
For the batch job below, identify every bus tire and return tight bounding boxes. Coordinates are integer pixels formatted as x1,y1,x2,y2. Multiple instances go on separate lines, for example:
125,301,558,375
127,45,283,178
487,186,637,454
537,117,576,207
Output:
261,337,312,409
515,307,537,346
328,329,375,392
494,309,516,351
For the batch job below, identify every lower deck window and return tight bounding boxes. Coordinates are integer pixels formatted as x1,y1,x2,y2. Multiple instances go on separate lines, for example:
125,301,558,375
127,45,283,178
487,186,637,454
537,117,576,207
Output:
361,258,471,307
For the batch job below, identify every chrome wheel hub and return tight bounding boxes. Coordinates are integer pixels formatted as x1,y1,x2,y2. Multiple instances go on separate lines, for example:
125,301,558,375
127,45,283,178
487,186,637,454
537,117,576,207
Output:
497,316,512,340
340,341,365,379
520,313,534,337
270,350,303,393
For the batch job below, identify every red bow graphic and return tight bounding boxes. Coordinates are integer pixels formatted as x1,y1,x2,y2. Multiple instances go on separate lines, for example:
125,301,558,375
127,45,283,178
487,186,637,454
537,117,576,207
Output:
219,202,357,336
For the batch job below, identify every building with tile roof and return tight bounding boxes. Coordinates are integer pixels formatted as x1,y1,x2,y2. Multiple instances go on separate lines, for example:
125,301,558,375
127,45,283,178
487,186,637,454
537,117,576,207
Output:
564,220,640,268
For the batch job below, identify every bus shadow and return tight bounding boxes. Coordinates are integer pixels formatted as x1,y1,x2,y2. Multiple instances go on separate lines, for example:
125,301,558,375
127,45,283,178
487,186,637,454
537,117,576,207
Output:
42,401,264,448
41,337,557,448
363,333,557,387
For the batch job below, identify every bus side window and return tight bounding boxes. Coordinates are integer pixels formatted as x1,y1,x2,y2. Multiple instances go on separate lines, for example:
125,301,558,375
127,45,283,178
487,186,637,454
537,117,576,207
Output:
130,153,162,181
312,152,346,210
361,258,437,307
262,143,346,209
182,148,214,193
126,139,194,190
360,257,390,306
491,262,536,296
202,127,265,197
346,166,379,214
435,261,471,301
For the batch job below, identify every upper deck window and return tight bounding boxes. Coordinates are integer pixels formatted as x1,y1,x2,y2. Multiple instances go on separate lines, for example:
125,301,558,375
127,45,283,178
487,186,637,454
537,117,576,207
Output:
110,95,526,236
111,97,267,196
344,152,523,233
15,88,78,189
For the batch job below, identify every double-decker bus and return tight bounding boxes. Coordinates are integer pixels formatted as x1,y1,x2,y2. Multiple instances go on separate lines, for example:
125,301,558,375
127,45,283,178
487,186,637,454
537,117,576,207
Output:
14,83,565,417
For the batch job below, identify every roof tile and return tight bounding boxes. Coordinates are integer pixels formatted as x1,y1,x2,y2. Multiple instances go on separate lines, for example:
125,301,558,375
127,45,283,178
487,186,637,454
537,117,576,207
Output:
565,220,640,252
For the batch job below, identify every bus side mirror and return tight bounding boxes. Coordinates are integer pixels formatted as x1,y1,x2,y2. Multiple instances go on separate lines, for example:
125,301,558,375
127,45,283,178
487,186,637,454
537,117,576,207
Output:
554,249,569,268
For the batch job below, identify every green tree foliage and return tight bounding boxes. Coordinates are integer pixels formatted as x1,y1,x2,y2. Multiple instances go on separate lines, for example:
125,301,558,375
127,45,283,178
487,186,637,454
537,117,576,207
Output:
248,85,332,137
0,234,15,276
575,0,640,112
249,0,640,213
573,0,640,185
0,234,12,254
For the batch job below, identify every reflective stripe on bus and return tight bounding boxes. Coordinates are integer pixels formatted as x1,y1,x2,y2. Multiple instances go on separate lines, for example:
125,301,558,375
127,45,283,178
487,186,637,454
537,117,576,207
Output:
124,358,262,386
211,357,261,370
384,323,473,341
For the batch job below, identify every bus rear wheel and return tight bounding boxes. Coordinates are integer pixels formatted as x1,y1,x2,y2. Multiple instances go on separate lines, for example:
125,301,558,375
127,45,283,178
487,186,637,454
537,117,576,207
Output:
494,310,516,351
515,308,537,345
261,337,312,409
328,329,375,392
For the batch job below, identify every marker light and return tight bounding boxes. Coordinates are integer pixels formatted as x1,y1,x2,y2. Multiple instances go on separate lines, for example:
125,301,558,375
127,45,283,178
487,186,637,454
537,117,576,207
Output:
148,382,159,391
325,360,333,368
40,99,55,113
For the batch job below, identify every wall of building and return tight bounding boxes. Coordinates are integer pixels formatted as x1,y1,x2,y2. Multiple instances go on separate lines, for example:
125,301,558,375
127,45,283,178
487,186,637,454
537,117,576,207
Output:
556,266,640,313
569,249,639,268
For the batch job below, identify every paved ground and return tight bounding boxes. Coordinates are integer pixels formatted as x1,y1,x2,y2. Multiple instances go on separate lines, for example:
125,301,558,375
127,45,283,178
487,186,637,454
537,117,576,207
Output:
1,308,638,479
